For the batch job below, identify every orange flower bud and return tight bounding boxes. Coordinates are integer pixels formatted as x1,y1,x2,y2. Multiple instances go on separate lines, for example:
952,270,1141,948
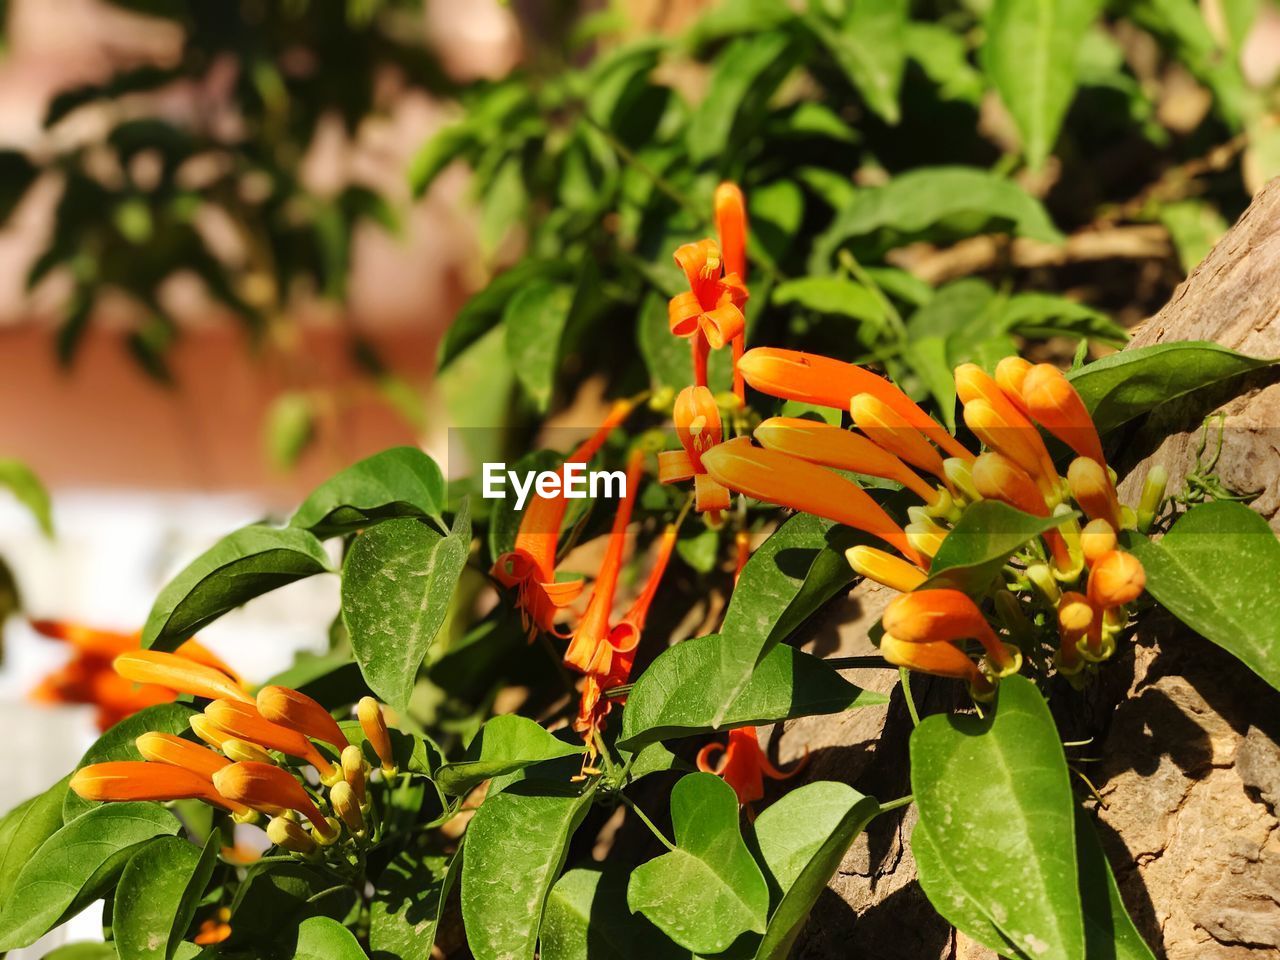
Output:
755,417,937,502
846,545,927,592
882,589,1017,674
714,182,748,280
1067,457,1122,528
738,348,972,461
1080,519,1117,565
1021,363,1106,466
256,685,349,750
880,634,987,688
206,700,338,781
1056,591,1093,669
358,697,397,775
212,762,331,835
114,650,249,704
701,437,924,567
189,714,232,748
70,761,250,815
30,621,137,657
136,732,229,781
222,738,274,765
972,452,1047,516
1087,551,1145,609
963,398,1061,505
193,910,232,946
341,744,368,804
993,356,1033,416
956,363,1057,478
849,395,947,482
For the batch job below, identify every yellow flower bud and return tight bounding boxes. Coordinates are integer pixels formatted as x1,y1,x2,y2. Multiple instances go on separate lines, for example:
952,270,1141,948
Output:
357,697,397,776
222,738,274,765
330,781,364,835
266,815,316,855
845,545,927,593
341,744,368,804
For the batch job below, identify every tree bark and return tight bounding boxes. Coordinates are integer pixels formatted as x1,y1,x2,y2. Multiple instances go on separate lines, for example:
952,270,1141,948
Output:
785,179,1280,959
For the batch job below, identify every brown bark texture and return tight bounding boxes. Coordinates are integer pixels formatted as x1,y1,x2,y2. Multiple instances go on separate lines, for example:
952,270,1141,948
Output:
777,179,1280,959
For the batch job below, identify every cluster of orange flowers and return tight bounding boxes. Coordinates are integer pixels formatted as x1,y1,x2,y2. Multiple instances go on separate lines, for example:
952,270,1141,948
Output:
68,649,400,940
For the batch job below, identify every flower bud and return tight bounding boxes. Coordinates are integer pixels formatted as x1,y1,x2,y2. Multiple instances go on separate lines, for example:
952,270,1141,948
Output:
206,699,339,782
70,761,251,816
212,762,332,837
943,457,981,503
846,546,926,593
222,737,274,765
906,522,946,560
1025,563,1060,604
330,780,364,835
882,589,1017,673
850,394,946,480
1021,363,1106,465
963,398,1060,505
1087,551,1145,609
1137,465,1168,533
1067,457,1122,528
1080,519,1117,565
341,744,368,804
136,732,228,780
114,650,250,704
880,635,994,699
1056,591,1093,672
358,697,397,776
994,356,1033,414
267,815,316,854
189,714,232,748
972,452,1047,516
257,686,349,750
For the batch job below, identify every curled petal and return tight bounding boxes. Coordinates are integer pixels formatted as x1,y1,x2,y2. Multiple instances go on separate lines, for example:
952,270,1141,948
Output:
668,291,704,338
658,449,696,484
701,301,744,350
694,473,731,514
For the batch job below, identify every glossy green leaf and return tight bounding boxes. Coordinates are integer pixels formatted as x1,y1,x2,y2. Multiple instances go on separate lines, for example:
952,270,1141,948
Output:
436,715,584,795
910,675,1084,959
808,0,908,124
984,0,1101,168
0,803,180,951
0,774,69,906
336,719,441,779
461,781,597,960
1067,341,1274,436
922,501,1067,595
0,458,53,536
749,782,879,959
342,507,471,711
811,167,1063,270
1077,809,1157,960
772,277,883,325
113,833,218,960
998,293,1128,347
292,916,366,959
542,867,690,960
41,944,119,960
1124,500,1280,692
142,525,331,652
628,773,769,954
619,634,886,750
370,850,457,959
65,703,196,820
227,862,357,950
688,32,795,162
504,280,574,412
290,446,446,537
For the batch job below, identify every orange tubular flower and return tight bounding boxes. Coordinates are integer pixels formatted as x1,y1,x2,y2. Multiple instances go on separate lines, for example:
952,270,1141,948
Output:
670,239,749,384
256,686,349,750
739,348,973,461
114,651,250,704
492,400,634,637
70,761,250,815
955,365,1057,478
206,699,339,782
358,697,397,775
697,727,806,808
1056,592,1093,668
972,452,1074,575
1087,550,1145,609
846,545,927,592
714,182,749,400
30,620,137,657
564,449,646,675
994,357,1034,417
1067,457,1123,528
880,635,992,694
658,386,731,517
754,417,939,503
1021,363,1107,466
1080,519,1117,565
963,399,1061,506
701,437,925,567
136,732,230,781
734,529,751,582
849,395,948,482
211,762,331,835
882,589,1018,674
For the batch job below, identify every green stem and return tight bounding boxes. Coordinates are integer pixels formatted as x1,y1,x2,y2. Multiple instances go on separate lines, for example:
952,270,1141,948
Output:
876,794,914,814
620,794,676,852
838,249,907,339
900,668,921,727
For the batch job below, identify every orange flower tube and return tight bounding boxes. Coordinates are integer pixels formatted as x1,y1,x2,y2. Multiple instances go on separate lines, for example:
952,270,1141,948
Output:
956,363,1057,477
1080,519,1117,565
994,356,1034,417
70,761,250,815
670,239,748,386
754,417,938,502
1067,457,1123,528
211,762,331,835
136,732,230,781
701,438,924,567
849,395,948,481
1021,363,1107,466
256,686,349,750
738,348,972,460
880,635,988,690
30,621,137,657
963,399,1061,505
659,386,731,516
696,727,805,807
715,182,749,401
882,589,1016,673
358,697,397,775
972,452,1075,575
846,545,927,592
205,699,338,781
114,651,250,704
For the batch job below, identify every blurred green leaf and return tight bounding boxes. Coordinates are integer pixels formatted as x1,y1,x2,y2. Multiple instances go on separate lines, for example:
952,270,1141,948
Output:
264,392,316,471
807,0,908,125
689,32,797,163
504,280,574,412
0,459,53,536
1159,199,1229,274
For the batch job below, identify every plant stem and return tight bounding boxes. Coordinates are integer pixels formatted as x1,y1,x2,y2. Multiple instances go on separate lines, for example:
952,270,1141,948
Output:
900,668,921,727
824,655,897,669
876,794,914,814
619,794,676,852
838,249,907,339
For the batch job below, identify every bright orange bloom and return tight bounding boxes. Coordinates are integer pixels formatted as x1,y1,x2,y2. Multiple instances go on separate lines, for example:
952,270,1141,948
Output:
212,762,331,835
1080,519,1117,565
962,398,1061,506
1021,363,1107,466
994,356,1034,417
205,699,338,781
849,395,947,482
1087,550,1145,609
30,620,137,657
658,386,730,516
358,697,397,775
696,726,805,807
256,686,349,750
564,449,646,675
955,364,1057,476
739,348,973,461
136,732,230,781
189,714,232,748
114,651,250,704
880,635,991,694
70,761,250,815
846,545,927,592
267,815,317,854
882,589,1017,673
222,738,274,764
754,417,938,502
670,239,749,387
714,182,749,400
492,400,634,636
193,909,232,946
702,437,925,567
972,453,1074,574
1067,457,1122,528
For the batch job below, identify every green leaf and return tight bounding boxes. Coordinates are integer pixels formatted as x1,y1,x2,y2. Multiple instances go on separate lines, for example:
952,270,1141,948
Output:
639,291,692,390
505,280,574,412
113,833,219,960
461,781,597,960
1067,341,1275,436
619,635,886,750
983,0,1101,168
810,167,1063,270
685,0,794,50
905,23,984,104
1077,809,1157,960
1158,200,1228,274
689,32,795,162
290,446,446,537
808,0,908,124
0,150,38,223
0,803,180,951
292,916,367,959
370,850,458,959
748,179,805,274
41,944,119,960
628,773,769,954
749,782,880,959
1124,500,1280,693
922,501,1067,594
0,458,53,536
65,703,196,821
437,715,584,795
409,122,474,198
998,292,1128,347
341,507,471,712
772,277,884,325
0,774,70,907
542,867,690,960
142,525,331,652
910,675,1084,960
227,862,357,950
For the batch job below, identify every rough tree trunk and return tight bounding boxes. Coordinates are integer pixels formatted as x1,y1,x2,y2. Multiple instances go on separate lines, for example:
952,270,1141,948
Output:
780,180,1280,959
